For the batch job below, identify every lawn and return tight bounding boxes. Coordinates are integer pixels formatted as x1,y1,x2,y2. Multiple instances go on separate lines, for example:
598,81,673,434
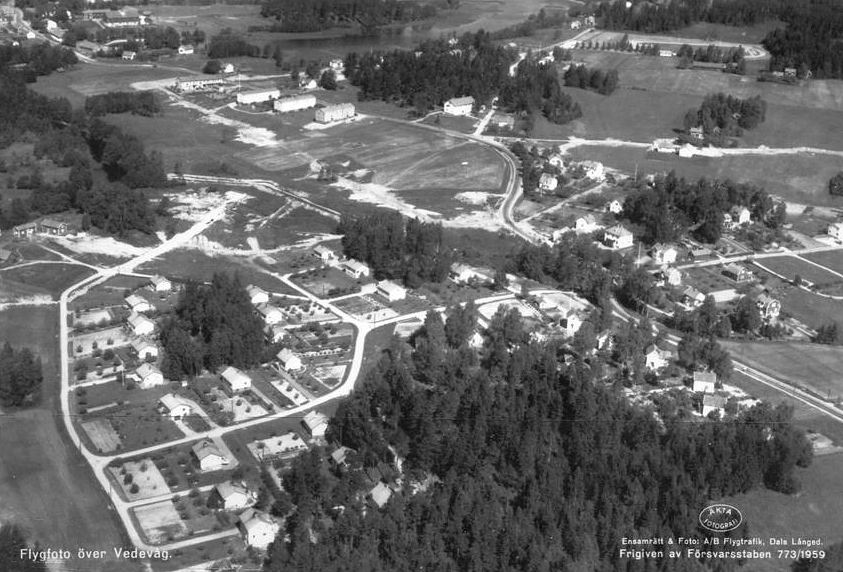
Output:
294,266,360,297
82,402,184,453
755,256,843,287
0,262,95,299
804,250,843,275
145,443,238,493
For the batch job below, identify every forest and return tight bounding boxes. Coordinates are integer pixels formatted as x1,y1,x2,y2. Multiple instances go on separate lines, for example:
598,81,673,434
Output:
264,300,813,571
84,91,161,117
562,64,620,95
0,43,77,82
683,93,767,141
338,211,452,287
160,273,268,379
207,30,262,59
597,0,783,34
259,0,439,32
0,343,43,407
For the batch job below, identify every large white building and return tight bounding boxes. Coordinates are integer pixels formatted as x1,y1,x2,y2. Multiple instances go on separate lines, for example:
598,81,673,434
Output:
220,366,251,392
175,77,225,92
273,94,317,113
443,96,474,116
302,410,329,439
237,88,281,106
238,508,279,549
315,103,355,123
376,280,407,302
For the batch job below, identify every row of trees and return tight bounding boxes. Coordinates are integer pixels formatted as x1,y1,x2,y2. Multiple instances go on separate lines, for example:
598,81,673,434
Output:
562,64,619,95
597,0,782,34
0,43,77,81
84,91,161,117
0,343,43,407
62,24,194,52
207,30,262,59
677,43,745,64
259,0,437,32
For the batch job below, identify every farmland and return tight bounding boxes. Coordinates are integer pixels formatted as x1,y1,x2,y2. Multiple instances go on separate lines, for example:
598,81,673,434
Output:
754,256,843,287
0,263,95,300
804,250,843,275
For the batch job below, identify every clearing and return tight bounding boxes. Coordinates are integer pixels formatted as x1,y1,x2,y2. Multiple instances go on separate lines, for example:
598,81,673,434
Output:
133,500,190,544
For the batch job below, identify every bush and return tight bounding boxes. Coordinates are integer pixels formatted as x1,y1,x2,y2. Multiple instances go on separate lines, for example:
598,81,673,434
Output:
123,473,134,484
129,483,140,494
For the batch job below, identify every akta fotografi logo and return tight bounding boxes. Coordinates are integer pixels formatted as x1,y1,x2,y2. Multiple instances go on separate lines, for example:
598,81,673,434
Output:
699,504,743,532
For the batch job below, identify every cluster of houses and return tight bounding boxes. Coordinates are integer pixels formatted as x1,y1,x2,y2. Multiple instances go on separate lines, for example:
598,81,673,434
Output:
11,218,68,239
121,275,172,389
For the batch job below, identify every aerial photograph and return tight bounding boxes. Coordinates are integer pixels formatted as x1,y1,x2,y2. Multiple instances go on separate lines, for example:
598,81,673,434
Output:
1,0,843,570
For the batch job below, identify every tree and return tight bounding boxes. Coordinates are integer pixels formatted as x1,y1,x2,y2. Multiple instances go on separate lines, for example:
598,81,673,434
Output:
829,172,843,196
814,322,840,345
319,69,337,90
732,295,761,333
202,59,222,74
0,343,43,407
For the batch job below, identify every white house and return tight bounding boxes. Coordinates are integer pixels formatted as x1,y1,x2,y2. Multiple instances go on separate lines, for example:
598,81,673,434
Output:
131,337,158,360
538,172,558,193
256,304,285,325
276,348,303,372
650,243,678,265
330,445,354,467
644,344,669,371
149,275,171,292
702,394,727,418
215,482,255,510
376,280,407,302
683,286,706,308
302,410,329,439
236,88,281,106
192,439,229,471
828,222,843,241
178,44,194,55
159,394,192,419
559,310,583,337
136,363,164,389
341,259,370,279
274,94,317,113
128,312,155,337
369,482,392,508
125,293,153,313
582,161,605,181
315,103,355,123
247,285,269,306
220,366,251,392
449,263,485,284
547,154,565,169
606,199,624,214
575,215,598,234
692,371,717,393
313,245,336,262
756,293,781,320
238,508,279,549
731,206,751,226
603,225,633,249
443,96,474,116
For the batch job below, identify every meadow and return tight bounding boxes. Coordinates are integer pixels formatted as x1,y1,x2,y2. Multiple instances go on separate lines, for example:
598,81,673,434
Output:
0,262,95,299
804,250,843,275
756,256,843,286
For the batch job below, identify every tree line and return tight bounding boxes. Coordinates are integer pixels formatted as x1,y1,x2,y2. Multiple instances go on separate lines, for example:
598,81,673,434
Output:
84,91,161,117
207,30,262,59
562,64,619,95
0,43,77,82
0,343,43,407
597,0,782,34
259,0,438,32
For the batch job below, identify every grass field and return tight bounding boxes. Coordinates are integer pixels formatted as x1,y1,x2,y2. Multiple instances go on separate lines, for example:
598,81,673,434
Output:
0,263,95,300
804,250,843,275
756,256,843,286
672,20,785,44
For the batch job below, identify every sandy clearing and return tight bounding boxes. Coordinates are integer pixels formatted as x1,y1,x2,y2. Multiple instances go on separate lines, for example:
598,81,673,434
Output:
0,294,56,309
455,191,494,205
331,176,441,220
51,234,151,257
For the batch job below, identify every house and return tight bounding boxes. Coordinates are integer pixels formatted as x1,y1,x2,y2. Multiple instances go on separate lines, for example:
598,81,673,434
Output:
558,310,583,337
276,348,303,372
449,263,485,284
376,280,407,302
264,324,288,343
443,95,474,116
236,88,281,106
603,225,634,249
756,293,781,320
127,312,155,336
177,44,193,55
274,94,317,113
175,77,225,92
192,439,229,471
12,222,37,238
135,363,164,388
315,103,355,123
299,78,318,90
659,49,674,57
722,263,752,283
650,243,678,265
644,344,669,371
159,394,192,419
121,50,136,61
341,259,370,279
582,161,605,181
40,219,67,235
693,371,717,393
490,112,514,129
238,508,279,549
330,446,354,468
689,126,704,140
256,304,285,325
828,222,843,241
125,293,153,313
215,482,254,510
702,394,727,418
570,19,582,29
223,63,235,74
574,215,598,234
606,199,623,214
369,482,392,508
302,410,329,439
688,247,713,261
0,249,12,263
131,337,158,360
538,173,558,193
657,267,682,287
45,18,57,31
313,245,336,262
329,58,344,71
683,286,705,307
547,154,565,169
246,285,269,306
149,275,171,292
220,366,251,392
731,206,751,226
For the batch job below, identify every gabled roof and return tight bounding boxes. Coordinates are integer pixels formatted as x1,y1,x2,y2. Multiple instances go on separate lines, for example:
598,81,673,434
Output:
125,294,148,308
41,218,65,228
246,285,267,299
369,482,392,508
192,439,224,460
303,410,329,431
131,337,156,353
160,393,189,411
445,95,474,106
13,222,38,231
703,394,727,408
216,481,250,500
313,245,334,255
149,275,170,287
220,366,250,387
693,370,717,384
136,362,161,379
377,280,406,295
239,508,276,532
605,224,632,237
276,348,299,364
128,311,153,329
342,259,369,272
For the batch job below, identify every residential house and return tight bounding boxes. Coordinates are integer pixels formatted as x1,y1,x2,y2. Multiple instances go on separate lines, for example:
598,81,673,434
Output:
376,280,407,302
246,285,269,306
299,78,318,90
40,219,67,235
722,263,752,283
128,312,155,336
756,293,781,320
256,303,285,325
136,363,164,388
644,344,669,371
702,394,727,418
827,222,843,241
159,394,192,419
313,245,336,263
220,366,251,392
341,259,370,279
302,410,329,439
650,243,677,265
121,50,136,61
443,96,474,116
131,337,158,361
491,112,514,129
149,275,171,292
731,206,751,226
582,161,605,181
12,222,37,238
689,126,704,140
330,446,354,468
314,103,355,123
683,286,705,308
276,348,303,372
215,482,254,511
238,508,279,549
236,88,281,106
656,267,682,287
125,293,152,313
603,225,634,249
538,172,558,193
606,199,623,214
692,371,717,393
369,482,392,508
192,439,229,471
575,215,598,234
177,44,194,55
449,263,485,284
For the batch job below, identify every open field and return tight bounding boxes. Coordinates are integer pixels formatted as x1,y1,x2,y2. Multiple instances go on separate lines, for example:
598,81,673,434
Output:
133,500,189,544
0,263,95,300
81,418,122,453
672,21,785,44
756,256,843,286
804,250,843,275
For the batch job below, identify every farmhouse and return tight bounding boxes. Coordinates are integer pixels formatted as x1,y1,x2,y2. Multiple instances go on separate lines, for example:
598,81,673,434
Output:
575,215,598,234
606,199,623,214
193,439,229,471
215,482,254,510
135,363,164,389
236,88,281,106
702,394,727,417
644,344,669,371
722,263,752,283
538,172,558,192
127,312,155,336
315,103,355,123
220,366,251,392
246,285,269,306
650,243,677,265
689,126,704,140
302,410,329,439
376,280,407,302
40,218,67,235
827,222,843,241
603,225,633,250
273,94,317,113
683,286,705,308
256,303,285,325
341,259,370,279
369,482,392,509
149,275,171,292
756,293,781,320
276,348,303,372
449,263,486,284
692,371,717,393
12,222,37,238
131,337,158,360
175,77,225,92
443,96,474,116
490,112,514,129
159,394,192,419
313,245,336,262
238,508,279,549
125,293,152,313
177,44,193,55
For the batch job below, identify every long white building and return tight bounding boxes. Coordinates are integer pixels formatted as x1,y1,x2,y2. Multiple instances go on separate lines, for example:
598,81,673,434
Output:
315,103,355,123
237,88,281,106
273,94,317,113
175,77,225,92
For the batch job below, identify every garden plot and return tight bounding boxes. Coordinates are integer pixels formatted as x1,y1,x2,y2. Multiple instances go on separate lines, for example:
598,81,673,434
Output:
133,500,190,544
71,326,130,356
81,419,122,453
246,431,308,461
310,363,347,387
210,388,268,423
109,459,170,501
165,187,251,223
73,308,113,327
